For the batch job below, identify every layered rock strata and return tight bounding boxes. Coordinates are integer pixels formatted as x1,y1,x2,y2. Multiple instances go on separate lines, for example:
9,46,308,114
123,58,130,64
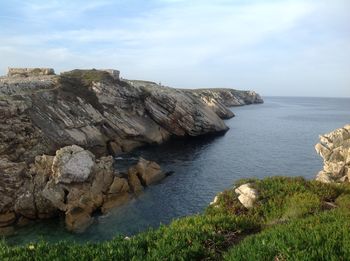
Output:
0,69,263,163
315,124,350,183
0,68,263,233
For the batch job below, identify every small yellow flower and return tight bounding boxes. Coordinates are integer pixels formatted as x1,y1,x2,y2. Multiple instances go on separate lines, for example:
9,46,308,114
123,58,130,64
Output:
28,245,35,250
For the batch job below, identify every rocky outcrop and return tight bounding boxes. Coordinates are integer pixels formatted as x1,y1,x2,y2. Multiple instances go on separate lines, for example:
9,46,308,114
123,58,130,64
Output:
0,145,168,233
315,124,350,183
235,183,258,208
0,69,263,163
188,88,264,107
0,68,263,233
52,145,95,184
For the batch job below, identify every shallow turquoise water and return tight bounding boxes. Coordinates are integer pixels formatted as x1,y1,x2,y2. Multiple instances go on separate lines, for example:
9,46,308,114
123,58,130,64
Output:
6,96,350,245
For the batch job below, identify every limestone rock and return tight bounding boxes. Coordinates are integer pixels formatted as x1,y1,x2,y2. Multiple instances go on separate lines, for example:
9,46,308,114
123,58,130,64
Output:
108,177,130,194
42,180,67,211
52,145,95,184
14,183,36,219
0,69,262,164
0,158,26,213
136,157,165,186
315,125,350,183
101,193,130,214
128,167,144,194
65,206,93,232
235,183,258,209
0,143,168,232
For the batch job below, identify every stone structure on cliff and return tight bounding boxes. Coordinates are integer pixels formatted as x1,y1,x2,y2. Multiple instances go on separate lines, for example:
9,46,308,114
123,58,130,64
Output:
7,67,55,77
315,124,350,183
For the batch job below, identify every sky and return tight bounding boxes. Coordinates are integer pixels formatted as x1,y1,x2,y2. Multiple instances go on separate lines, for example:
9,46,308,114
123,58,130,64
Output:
0,0,349,97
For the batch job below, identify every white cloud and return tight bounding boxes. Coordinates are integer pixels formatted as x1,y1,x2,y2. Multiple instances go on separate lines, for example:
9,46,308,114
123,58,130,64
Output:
0,0,349,96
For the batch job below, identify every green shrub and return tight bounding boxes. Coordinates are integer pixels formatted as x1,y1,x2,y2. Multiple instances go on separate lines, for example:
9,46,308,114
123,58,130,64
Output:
57,70,109,113
224,209,350,261
335,194,350,210
283,192,322,219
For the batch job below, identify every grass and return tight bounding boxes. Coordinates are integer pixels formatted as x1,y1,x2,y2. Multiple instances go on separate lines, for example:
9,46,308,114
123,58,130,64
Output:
1,176,350,260
224,209,350,261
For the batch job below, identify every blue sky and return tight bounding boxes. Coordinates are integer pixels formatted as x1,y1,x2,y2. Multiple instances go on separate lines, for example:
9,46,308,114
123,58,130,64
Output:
0,0,349,97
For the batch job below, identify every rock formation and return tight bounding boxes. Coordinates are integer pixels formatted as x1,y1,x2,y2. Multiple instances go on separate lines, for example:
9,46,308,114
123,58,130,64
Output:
0,67,263,233
235,183,258,209
0,69,263,163
315,124,350,183
0,145,168,233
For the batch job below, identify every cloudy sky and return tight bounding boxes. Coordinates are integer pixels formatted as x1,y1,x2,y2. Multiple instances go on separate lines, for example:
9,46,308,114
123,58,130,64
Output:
0,0,349,97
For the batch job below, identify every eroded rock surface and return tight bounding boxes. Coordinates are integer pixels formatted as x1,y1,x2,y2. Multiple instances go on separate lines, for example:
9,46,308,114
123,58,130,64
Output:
315,125,350,183
0,69,263,163
0,68,263,233
0,145,167,233
52,145,95,184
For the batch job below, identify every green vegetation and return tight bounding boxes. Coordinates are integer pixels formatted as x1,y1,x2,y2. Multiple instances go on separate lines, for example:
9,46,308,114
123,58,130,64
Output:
60,69,114,86
224,209,350,261
1,176,350,260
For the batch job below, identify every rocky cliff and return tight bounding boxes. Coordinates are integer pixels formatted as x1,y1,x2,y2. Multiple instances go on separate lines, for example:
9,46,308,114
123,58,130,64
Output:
315,124,350,183
0,69,263,163
0,68,263,233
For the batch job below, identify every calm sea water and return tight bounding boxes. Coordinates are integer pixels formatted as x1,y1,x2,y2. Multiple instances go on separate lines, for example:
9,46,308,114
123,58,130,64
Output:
6,97,350,245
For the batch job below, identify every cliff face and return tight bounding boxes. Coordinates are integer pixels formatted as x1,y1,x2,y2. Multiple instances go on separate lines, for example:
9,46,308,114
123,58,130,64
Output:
315,124,350,183
0,68,263,232
0,69,263,163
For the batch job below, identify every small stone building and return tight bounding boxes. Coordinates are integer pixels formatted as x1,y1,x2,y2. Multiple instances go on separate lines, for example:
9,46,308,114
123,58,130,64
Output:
7,68,55,77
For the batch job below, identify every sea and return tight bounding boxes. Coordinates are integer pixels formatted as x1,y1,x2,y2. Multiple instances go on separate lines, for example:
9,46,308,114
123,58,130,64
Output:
6,96,350,245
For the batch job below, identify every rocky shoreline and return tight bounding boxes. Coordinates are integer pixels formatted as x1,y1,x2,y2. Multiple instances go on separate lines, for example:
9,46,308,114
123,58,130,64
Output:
315,124,350,183
0,67,263,233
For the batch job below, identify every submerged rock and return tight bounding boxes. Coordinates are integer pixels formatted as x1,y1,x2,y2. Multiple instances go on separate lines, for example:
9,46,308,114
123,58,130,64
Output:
135,157,165,186
315,124,350,183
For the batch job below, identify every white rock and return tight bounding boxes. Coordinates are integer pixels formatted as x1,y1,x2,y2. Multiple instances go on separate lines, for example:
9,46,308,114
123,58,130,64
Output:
52,145,95,184
235,183,258,209
315,125,350,183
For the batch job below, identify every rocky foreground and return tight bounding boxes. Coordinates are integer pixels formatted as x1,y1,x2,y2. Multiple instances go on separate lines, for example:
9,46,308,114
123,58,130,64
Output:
0,68,263,233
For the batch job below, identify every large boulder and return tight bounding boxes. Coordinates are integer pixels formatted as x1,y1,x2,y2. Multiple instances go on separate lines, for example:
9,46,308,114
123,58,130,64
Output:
128,167,144,194
52,145,95,184
136,157,165,186
65,206,94,233
108,177,130,194
315,125,350,183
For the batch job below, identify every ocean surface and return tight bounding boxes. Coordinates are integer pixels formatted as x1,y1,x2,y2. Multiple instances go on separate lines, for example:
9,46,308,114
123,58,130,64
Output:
6,96,350,245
